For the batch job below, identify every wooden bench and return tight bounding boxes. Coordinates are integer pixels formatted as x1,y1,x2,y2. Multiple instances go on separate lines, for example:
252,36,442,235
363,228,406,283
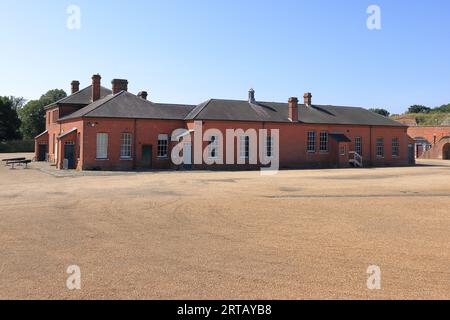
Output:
2,157,26,166
8,159,32,169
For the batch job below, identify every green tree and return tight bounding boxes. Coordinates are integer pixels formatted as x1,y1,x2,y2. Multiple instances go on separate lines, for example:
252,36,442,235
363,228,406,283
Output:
369,108,390,117
0,96,22,141
407,105,431,114
18,89,66,139
432,103,450,113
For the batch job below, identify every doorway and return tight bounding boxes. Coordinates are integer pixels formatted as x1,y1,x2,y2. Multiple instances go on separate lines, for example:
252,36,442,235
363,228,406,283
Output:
141,145,152,168
443,143,450,160
38,144,47,161
64,142,76,169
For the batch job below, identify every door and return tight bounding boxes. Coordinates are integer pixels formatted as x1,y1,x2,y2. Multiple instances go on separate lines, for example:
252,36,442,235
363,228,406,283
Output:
38,144,47,161
443,144,450,160
183,142,192,168
408,144,415,164
64,143,75,169
142,145,152,168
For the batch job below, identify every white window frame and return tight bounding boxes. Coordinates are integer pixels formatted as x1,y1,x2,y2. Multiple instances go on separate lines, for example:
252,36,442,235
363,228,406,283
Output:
307,131,316,153
120,132,132,159
319,131,328,153
96,133,108,160
265,135,274,158
157,134,169,158
376,138,384,158
392,137,399,157
340,145,347,156
208,135,219,159
239,135,250,159
355,137,362,155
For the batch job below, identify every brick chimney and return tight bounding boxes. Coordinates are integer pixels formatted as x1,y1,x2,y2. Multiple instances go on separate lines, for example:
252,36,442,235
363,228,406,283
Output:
304,92,312,107
71,81,80,95
112,79,128,94
91,74,101,102
138,91,148,100
288,97,299,122
248,88,255,103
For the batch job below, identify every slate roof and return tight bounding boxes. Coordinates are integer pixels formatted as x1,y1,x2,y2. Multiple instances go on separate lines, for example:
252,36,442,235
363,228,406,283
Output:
57,92,405,127
45,85,112,109
185,99,405,127
59,91,196,121
329,133,352,142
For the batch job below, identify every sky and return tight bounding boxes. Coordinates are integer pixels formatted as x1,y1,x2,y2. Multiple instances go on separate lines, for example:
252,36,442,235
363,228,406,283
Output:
0,0,449,114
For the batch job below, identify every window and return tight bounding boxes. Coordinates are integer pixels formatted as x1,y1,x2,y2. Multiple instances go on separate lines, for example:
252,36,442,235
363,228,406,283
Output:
96,133,108,159
52,110,59,123
157,134,169,158
265,135,274,158
307,131,316,153
240,136,250,159
340,145,347,156
319,132,328,153
120,133,132,159
392,137,399,157
208,136,219,159
355,137,362,155
376,138,384,158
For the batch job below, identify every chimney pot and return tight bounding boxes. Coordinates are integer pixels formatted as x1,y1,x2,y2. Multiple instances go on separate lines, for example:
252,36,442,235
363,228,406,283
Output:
304,92,312,106
138,91,148,100
71,81,80,95
112,79,128,95
288,97,299,122
91,74,101,102
248,88,255,103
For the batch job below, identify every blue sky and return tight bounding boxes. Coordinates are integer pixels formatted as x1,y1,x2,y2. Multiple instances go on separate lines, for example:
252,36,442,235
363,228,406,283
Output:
1,0,449,114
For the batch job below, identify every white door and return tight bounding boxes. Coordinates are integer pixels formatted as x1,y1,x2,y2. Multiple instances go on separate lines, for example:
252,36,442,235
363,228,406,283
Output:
183,142,192,165
54,142,58,163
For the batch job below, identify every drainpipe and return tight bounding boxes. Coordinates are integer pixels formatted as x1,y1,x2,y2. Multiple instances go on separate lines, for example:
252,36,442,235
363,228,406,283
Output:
369,125,373,165
133,119,137,170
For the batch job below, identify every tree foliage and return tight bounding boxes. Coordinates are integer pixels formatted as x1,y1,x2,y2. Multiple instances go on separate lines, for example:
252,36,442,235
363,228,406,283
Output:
18,89,66,139
369,108,390,117
407,105,431,114
0,96,22,141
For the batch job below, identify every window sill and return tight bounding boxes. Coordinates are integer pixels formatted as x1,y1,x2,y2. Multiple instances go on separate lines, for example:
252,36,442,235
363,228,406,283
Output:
95,158,109,161
120,158,133,161
157,157,169,160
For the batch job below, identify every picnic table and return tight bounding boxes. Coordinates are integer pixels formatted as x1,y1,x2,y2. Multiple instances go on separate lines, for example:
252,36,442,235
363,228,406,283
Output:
2,157,26,166
2,158,31,169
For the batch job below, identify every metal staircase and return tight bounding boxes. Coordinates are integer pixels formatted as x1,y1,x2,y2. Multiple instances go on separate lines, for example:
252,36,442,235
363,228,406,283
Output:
349,151,363,168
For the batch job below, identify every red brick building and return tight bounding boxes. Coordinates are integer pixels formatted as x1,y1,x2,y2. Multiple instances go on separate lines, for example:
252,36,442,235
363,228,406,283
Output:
407,126,450,160
35,74,415,171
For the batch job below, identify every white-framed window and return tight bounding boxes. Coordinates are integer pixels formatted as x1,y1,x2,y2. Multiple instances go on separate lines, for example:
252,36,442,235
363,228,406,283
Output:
208,135,219,159
265,135,274,158
392,137,399,157
157,134,169,158
376,138,384,158
120,133,132,159
239,135,250,159
355,137,362,155
340,145,347,156
319,131,328,153
307,131,316,153
96,133,108,159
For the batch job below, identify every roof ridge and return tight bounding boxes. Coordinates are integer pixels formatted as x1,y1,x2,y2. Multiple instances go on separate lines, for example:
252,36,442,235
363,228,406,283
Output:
82,91,124,117
185,99,213,120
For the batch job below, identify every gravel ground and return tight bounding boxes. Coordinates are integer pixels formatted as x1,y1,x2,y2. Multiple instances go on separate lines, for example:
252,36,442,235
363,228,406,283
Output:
0,153,449,300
